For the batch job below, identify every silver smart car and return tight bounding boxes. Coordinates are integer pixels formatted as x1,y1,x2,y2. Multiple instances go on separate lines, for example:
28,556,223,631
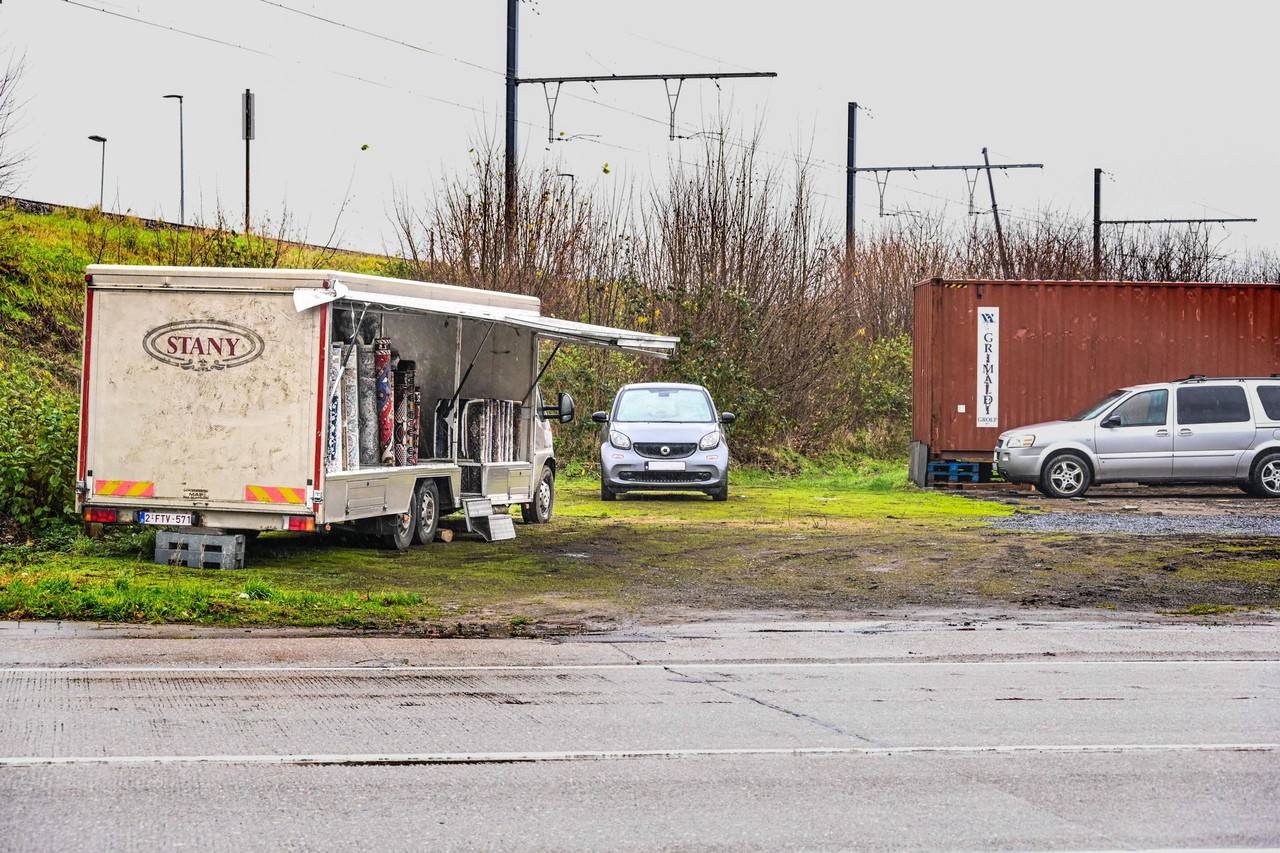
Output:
591,382,735,501
994,376,1280,498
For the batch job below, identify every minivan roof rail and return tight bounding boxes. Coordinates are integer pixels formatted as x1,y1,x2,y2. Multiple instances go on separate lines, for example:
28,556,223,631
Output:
1173,375,1280,383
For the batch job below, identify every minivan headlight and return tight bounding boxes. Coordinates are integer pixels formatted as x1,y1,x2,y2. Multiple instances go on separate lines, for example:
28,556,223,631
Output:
1004,434,1035,448
699,430,720,451
609,430,632,450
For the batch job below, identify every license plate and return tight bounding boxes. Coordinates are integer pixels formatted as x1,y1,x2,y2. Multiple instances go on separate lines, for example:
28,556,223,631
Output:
138,511,193,526
646,460,686,472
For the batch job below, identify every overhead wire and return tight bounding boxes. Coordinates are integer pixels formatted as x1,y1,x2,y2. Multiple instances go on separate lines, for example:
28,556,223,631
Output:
58,0,1113,233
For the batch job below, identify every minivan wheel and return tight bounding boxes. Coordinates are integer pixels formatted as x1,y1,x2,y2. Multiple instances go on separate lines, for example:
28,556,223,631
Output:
1039,452,1092,499
1251,452,1280,497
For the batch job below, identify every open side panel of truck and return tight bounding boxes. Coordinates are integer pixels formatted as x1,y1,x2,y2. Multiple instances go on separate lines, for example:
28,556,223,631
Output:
80,286,322,530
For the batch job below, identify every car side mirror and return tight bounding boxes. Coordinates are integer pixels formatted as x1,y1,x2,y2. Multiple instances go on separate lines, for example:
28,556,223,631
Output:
540,392,575,424
720,412,736,425
1101,415,1122,428
590,410,609,424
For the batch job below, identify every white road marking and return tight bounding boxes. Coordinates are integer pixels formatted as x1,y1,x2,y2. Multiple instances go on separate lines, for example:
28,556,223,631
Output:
2,743,1275,768
2,658,1276,675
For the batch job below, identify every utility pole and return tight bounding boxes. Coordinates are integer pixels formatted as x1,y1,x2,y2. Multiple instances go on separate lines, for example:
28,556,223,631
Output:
163,94,185,225
504,0,519,257
243,89,255,234
845,102,857,260
502,9,775,258
1093,168,1102,278
982,147,1011,278
1091,167,1256,280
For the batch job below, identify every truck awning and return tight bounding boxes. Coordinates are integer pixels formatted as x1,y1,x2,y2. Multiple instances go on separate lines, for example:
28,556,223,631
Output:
294,281,678,359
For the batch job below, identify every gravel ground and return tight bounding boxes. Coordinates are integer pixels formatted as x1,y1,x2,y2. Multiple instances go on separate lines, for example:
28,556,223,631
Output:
990,512,1280,536
981,484,1280,536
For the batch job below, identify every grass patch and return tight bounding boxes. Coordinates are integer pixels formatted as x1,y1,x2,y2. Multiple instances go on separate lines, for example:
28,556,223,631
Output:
3,471,1276,631
1160,603,1239,616
0,472,1008,630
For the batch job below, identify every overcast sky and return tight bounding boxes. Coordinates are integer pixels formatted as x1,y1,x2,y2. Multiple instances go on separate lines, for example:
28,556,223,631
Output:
4,1,1276,258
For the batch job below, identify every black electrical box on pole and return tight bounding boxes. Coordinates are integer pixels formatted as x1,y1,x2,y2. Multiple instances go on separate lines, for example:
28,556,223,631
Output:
1092,167,1256,280
243,89,254,235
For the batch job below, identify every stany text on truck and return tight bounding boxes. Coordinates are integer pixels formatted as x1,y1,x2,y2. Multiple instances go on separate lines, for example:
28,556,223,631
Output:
75,266,677,552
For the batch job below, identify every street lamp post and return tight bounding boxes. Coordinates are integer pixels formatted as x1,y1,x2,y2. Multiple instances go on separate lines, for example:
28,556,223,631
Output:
87,135,107,210
163,94,185,224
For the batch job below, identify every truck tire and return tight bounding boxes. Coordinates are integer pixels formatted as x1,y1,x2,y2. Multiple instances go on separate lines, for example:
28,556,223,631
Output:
385,491,417,551
522,466,555,523
412,480,440,544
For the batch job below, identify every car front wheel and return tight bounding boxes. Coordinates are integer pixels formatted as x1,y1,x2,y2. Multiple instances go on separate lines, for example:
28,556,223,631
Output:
1038,452,1092,499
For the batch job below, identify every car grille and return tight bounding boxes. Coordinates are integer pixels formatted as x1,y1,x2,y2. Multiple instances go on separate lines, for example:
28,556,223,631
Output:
633,442,697,459
619,471,713,483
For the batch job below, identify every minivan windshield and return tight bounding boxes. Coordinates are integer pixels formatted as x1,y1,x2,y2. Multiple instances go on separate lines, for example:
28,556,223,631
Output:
1069,390,1128,421
614,387,714,423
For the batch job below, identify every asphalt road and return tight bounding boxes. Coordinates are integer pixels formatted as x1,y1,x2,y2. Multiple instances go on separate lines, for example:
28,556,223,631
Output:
1,613,1278,851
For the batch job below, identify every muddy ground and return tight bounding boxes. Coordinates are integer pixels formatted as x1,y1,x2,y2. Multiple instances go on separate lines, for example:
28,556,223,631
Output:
413,483,1280,634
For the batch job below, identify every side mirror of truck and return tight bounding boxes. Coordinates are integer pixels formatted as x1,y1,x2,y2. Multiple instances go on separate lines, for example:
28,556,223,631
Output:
720,412,737,425
556,392,575,424
590,411,609,424
540,392,576,424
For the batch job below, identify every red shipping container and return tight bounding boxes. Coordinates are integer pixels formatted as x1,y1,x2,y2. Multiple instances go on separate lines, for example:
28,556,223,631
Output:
911,278,1280,485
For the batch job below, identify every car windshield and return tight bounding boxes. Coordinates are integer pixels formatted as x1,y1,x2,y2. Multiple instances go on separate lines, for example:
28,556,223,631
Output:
1069,390,1128,421
614,388,714,423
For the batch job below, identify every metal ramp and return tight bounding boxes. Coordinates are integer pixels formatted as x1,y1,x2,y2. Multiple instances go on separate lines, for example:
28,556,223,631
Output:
463,498,516,542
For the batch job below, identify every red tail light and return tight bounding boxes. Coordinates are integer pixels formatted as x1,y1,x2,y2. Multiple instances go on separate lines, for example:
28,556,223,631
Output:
85,507,118,523
285,516,315,531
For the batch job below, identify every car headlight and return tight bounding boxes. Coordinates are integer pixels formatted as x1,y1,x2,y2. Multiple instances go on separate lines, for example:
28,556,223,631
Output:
609,430,632,450
1003,434,1035,448
699,430,720,451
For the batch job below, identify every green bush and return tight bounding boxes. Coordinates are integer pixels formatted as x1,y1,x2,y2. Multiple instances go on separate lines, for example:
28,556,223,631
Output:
0,356,80,540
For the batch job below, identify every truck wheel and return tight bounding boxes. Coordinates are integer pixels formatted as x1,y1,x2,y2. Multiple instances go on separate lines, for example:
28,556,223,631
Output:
412,480,440,544
1250,452,1280,497
385,491,417,551
522,466,555,524
1038,452,1091,499
601,483,617,502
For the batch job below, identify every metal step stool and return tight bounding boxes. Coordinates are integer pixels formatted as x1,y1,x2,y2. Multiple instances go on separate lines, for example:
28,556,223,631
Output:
463,498,516,542
154,530,246,569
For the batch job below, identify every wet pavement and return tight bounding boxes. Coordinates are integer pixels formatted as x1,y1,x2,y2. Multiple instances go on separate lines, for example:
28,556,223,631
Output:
1,616,1277,851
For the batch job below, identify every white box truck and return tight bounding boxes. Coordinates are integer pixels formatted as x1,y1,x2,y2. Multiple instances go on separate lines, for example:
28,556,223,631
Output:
75,265,677,551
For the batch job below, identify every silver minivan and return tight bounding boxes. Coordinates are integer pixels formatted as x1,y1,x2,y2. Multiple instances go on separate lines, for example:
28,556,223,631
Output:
994,376,1280,498
591,382,735,501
